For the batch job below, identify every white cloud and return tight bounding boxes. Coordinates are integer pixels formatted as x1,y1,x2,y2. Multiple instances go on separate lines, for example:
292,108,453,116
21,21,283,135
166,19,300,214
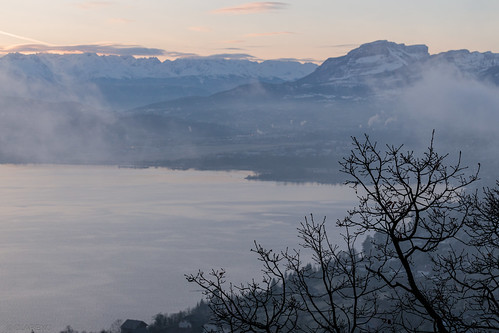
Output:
0,43,166,57
0,30,51,45
212,2,289,15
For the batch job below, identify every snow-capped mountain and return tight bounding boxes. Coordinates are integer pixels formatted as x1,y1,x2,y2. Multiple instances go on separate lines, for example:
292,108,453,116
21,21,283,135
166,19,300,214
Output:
137,40,499,137
431,49,499,74
0,53,317,81
1,40,498,109
0,53,317,108
293,40,499,97
298,40,429,85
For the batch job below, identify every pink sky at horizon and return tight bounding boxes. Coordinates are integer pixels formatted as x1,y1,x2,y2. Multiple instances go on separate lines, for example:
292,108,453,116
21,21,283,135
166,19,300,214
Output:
1,1,498,63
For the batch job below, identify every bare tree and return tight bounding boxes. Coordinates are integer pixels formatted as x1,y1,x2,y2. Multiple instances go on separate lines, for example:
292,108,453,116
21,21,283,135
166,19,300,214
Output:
187,133,497,333
187,214,383,332
338,132,479,332
284,215,383,332
186,241,300,332
432,181,499,331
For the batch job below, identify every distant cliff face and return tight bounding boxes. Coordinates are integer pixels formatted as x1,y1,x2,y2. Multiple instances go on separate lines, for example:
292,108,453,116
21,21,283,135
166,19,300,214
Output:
308,41,428,81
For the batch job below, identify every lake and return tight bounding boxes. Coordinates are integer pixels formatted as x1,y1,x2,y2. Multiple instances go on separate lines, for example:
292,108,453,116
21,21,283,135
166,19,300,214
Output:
0,165,357,332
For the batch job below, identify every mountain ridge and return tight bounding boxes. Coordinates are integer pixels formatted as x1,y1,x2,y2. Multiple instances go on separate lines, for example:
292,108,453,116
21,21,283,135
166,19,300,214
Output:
0,53,318,108
0,52,317,81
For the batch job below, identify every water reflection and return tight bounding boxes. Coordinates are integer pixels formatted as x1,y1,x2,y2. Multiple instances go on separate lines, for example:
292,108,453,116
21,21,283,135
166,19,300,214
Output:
0,165,357,332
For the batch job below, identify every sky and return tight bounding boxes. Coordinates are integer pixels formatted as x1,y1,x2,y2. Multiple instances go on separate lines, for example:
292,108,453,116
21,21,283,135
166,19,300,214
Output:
1,0,498,63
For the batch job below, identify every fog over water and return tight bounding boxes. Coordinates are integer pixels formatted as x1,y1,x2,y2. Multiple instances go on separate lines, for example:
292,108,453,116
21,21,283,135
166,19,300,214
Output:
0,165,357,332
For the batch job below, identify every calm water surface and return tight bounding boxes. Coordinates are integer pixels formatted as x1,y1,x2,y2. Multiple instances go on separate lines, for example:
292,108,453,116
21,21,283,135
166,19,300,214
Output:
0,165,357,332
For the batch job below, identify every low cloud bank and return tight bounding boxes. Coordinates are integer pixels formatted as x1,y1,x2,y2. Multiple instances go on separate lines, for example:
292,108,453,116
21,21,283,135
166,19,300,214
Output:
0,64,117,163
399,65,499,135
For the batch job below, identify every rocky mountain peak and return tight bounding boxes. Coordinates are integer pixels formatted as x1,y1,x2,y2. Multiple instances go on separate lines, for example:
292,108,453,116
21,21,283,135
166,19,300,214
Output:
347,40,429,61
296,41,429,87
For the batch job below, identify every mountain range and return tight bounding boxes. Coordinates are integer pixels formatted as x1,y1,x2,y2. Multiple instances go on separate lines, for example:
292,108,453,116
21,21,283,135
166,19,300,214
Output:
0,52,317,80
134,40,499,135
0,53,317,108
0,40,497,182
2,40,498,108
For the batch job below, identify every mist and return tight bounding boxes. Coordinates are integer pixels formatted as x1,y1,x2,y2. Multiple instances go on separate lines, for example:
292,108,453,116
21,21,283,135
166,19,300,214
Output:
384,65,499,181
0,60,118,164
398,65,499,134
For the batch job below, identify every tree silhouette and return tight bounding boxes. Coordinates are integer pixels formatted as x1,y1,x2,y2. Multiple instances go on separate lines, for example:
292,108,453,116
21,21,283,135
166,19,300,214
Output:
338,132,480,332
187,133,497,332
432,181,498,331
